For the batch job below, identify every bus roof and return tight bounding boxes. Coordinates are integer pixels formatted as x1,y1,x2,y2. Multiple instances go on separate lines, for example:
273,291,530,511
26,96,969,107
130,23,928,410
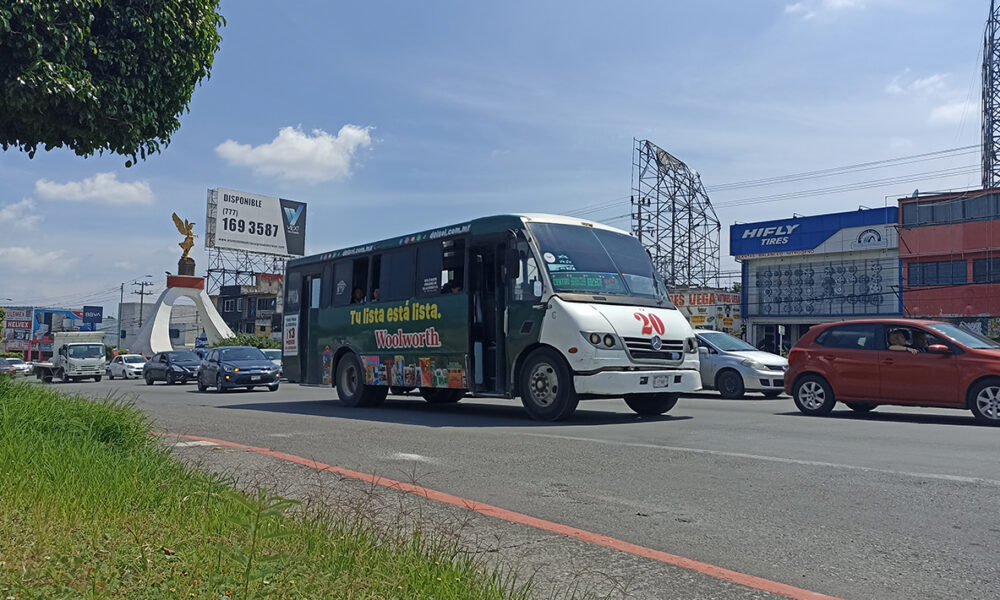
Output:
288,213,632,268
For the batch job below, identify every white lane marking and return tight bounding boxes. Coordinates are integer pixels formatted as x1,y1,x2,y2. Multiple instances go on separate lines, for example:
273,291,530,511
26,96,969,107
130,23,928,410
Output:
388,452,437,463
522,433,1000,487
173,440,218,448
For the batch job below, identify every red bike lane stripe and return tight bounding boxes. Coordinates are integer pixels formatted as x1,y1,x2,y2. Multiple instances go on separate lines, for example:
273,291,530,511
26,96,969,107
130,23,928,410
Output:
158,432,842,600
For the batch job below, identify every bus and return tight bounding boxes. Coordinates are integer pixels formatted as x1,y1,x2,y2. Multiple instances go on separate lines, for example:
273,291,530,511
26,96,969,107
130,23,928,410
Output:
282,213,701,421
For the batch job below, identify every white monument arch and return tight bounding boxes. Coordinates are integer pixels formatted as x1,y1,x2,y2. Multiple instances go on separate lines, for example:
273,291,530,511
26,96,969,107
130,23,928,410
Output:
133,276,234,356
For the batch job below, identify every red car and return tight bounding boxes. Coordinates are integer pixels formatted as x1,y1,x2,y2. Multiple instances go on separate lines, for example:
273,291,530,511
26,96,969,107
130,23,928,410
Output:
785,319,1000,425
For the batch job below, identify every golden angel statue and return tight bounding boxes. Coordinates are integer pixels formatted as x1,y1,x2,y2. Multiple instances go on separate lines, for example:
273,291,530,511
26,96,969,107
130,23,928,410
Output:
172,213,197,259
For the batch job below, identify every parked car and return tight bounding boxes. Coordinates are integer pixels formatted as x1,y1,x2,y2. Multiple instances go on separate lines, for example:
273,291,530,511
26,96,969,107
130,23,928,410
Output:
260,348,283,377
143,350,201,385
0,358,16,377
197,346,280,393
694,330,787,398
5,357,32,376
108,354,147,379
786,319,1000,425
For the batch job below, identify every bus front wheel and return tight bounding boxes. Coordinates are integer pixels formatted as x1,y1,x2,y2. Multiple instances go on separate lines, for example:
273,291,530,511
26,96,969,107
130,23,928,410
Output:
624,393,678,416
336,353,384,407
519,348,579,421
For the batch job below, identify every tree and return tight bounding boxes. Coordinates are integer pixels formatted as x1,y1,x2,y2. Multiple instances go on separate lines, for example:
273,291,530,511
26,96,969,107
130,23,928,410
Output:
0,307,5,323
211,333,280,350
0,0,224,164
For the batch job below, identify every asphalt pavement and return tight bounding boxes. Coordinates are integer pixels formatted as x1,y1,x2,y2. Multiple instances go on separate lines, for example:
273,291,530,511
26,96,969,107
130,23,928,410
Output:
40,377,1000,600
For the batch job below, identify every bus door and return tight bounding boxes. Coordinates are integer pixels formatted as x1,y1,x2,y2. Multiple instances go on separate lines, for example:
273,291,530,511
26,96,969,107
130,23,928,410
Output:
469,240,506,393
504,238,545,392
300,272,323,384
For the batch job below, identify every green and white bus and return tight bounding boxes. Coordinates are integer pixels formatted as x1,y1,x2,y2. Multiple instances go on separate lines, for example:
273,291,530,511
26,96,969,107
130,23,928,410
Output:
282,213,701,421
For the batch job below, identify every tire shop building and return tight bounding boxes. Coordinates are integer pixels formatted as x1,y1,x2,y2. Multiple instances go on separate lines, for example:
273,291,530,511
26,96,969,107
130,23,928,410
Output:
899,188,1000,337
731,206,901,349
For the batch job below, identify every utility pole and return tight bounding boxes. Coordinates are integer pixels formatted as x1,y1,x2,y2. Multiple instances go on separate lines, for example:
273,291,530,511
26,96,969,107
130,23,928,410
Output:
118,282,124,350
132,280,154,327
984,0,1000,188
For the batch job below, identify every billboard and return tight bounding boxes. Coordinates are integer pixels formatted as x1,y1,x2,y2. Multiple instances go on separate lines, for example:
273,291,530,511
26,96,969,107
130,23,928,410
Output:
730,207,898,259
206,188,307,257
32,308,95,339
2,306,33,351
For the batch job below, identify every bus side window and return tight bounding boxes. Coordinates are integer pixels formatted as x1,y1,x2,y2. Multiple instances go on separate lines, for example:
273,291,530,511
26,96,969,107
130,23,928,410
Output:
441,239,465,292
332,261,353,306
379,249,416,301
416,244,443,297
320,264,333,308
352,257,369,303
512,251,542,302
309,276,321,309
285,271,302,311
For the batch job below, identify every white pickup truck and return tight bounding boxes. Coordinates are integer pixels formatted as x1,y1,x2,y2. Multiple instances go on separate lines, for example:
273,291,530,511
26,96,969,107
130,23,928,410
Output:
34,331,107,383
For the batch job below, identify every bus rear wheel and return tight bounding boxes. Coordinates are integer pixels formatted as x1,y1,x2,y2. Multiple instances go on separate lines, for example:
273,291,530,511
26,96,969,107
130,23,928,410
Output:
419,388,464,404
336,353,385,407
519,348,578,421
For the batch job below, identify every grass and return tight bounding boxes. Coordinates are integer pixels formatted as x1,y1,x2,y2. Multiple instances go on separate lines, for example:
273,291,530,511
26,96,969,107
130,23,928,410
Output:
0,378,529,599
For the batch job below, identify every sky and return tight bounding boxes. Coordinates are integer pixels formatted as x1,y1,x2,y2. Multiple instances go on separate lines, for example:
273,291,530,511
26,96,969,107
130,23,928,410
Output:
0,0,991,314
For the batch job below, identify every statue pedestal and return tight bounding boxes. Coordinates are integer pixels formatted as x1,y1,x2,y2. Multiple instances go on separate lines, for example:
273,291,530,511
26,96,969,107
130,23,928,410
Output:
178,257,195,276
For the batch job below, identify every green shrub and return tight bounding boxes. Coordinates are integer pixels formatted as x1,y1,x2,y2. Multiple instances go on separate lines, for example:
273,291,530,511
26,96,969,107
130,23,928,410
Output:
211,333,280,349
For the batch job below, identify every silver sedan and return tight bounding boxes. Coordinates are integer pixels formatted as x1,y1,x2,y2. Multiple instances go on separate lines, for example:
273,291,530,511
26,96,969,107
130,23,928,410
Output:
695,330,787,399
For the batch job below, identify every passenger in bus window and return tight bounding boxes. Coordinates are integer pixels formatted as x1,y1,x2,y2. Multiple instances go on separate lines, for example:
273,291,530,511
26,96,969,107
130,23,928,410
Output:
372,288,380,302
351,288,364,304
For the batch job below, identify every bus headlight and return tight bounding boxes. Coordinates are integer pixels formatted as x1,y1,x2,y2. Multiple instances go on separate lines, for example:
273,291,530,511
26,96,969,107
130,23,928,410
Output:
582,331,621,349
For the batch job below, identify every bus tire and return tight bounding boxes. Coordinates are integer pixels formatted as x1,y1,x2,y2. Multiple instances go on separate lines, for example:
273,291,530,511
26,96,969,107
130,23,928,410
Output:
519,348,579,421
336,353,381,407
419,388,464,404
624,393,678,416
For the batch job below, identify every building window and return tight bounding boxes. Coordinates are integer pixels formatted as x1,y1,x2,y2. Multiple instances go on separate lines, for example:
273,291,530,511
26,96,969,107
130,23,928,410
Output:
257,297,275,311
908,260,967,286
902,193,1000,228
223,299,236,313
973,258,1000,284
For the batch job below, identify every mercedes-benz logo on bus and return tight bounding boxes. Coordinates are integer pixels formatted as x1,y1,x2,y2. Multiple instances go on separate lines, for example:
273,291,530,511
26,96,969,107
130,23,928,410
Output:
650,336,662,351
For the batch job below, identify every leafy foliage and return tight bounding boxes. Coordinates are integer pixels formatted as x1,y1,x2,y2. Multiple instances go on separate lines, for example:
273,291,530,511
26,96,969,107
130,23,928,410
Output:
211,333,280,349
0,0,224,163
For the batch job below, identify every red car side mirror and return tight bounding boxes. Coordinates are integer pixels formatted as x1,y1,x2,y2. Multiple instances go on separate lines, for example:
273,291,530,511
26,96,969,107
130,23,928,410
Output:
927,344,950,354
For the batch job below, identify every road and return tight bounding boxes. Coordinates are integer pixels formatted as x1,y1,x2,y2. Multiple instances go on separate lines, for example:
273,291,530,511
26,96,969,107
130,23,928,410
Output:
49,377,1000,600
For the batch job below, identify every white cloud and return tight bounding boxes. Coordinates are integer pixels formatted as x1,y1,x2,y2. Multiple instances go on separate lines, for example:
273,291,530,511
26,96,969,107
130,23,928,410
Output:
886,72,949,96
0,247,77,274
929,100,978,124
215,125,372,182
785,0,865,19
34,172,154,206
0,199,40,228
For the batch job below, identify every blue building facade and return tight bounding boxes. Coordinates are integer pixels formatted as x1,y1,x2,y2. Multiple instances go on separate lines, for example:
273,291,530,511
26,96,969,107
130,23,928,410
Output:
730,207,901,348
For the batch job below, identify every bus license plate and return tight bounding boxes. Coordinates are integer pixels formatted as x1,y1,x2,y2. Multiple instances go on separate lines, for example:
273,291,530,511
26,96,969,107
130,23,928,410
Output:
652,375,668,388
251,375,260,381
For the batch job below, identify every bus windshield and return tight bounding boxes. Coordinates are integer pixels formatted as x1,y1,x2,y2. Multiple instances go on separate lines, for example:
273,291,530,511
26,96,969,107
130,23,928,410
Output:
528,222,672,305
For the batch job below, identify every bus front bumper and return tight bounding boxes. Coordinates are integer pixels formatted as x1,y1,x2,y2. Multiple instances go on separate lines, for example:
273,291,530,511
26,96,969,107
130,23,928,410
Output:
573,368,702,396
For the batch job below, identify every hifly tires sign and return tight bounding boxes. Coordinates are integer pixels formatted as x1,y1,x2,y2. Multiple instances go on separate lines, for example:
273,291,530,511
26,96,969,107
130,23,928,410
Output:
206,188,307,257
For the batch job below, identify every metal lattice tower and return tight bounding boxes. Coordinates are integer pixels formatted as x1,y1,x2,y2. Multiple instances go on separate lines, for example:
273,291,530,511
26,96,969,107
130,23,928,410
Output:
631,139,721,288
204,188,286,294
983,0,1000,188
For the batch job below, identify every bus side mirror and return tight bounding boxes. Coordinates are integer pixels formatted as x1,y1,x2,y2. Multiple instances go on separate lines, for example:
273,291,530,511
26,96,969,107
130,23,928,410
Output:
504,248,519,280
532,280,543,298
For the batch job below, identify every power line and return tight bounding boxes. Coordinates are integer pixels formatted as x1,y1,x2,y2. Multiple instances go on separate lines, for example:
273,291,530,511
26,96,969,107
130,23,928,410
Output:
707,146,978,192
